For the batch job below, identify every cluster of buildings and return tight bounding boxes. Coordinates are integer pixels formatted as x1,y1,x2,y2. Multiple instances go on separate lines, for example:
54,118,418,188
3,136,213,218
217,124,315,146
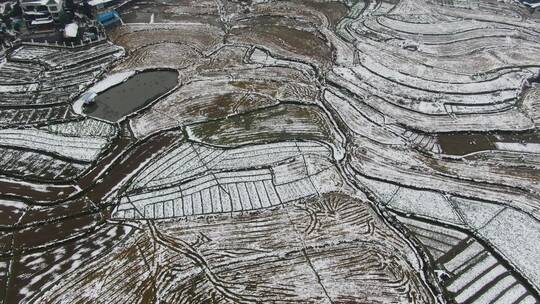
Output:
0,0,121,45
19,0,121,28
19,0,65,28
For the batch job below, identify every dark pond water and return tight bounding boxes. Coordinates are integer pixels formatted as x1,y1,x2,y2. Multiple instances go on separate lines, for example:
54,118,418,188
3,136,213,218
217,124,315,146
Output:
84,70,178,122
437,133,495,155
437,131,540,155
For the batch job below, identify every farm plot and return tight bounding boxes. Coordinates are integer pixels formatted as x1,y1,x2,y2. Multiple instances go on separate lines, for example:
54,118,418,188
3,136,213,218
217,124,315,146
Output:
0,147,87,181
2,0,540,302
229,19,333,69
349,134,540,221
0,199,27,230
113,42,203,71
110,23,223,54
0,128,109,162
9,43,124,69
42,118,117,138
113,140,343,219
323,87,448,152
357,170,540,296
126,141,332,190
0,43,123,127
477,208,540,293
0,119,117,181
0,61,42,85
329,0,540,133
0,123,113,181
4,223,131,304
131,49,318,138
397,215,540,304
119,0,220,24
244,0,348,30
114,168,282,219
35,193,436,303
185,104,345,159
423,148,540,195
0,104,78,127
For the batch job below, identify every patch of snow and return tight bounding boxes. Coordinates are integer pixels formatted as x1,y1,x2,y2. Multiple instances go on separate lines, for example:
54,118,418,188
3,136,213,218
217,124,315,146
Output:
73,71,135,115
89,71,135,94
0,199,26,209
0,128,108,162
64,23,78,38
72,98,86,115
88,0,116,6
389,187,463,225
451,197,505,229
479,208,540,291
495,142,540,154
0,83,37,93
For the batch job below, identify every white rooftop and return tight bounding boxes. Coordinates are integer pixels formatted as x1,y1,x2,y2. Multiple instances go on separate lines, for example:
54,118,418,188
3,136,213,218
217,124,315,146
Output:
31,17,53,25
64,23,78,38
21,0,61,6
87,0,115,7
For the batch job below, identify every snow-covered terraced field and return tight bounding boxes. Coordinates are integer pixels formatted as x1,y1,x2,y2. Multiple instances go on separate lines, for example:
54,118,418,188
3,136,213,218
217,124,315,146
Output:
129,64,320,138
0,128,108,162
34,193,437,303
330,0,540,133
43,118,117,138
398,216,539,304
10,43,124,68
114,141,342,219
127,141,332,191
0,43,123,128
3,0,540,302
0,146,88,180
114,169,281,219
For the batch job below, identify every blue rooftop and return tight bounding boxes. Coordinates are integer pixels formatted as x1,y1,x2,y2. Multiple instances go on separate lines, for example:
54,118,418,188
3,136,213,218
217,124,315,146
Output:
96,10,121,26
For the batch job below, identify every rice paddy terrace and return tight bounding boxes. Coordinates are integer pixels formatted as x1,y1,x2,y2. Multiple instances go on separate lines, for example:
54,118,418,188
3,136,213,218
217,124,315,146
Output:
1,0,540,303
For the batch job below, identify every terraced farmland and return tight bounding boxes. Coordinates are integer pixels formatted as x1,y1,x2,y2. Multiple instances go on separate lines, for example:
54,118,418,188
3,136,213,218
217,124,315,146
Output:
1,0,540,303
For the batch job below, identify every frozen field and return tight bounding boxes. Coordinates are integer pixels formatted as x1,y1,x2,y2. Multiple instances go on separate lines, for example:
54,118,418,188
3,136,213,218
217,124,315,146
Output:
1,0,540,303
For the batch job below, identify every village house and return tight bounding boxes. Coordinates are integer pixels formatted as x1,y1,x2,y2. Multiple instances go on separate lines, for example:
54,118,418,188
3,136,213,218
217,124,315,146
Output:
19,0,64,27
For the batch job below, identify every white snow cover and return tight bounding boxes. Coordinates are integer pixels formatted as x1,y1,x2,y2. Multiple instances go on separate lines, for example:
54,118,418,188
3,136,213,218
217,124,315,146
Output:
114,140,344,219
0,83,38,93
451,197,505,229
0,128,108,162
64,23,79,38
479,209,540,291
388,187,463,224
88,0,116,6
45,119,116,138
73,71,135,114
495,142,540,154
0,199,26,209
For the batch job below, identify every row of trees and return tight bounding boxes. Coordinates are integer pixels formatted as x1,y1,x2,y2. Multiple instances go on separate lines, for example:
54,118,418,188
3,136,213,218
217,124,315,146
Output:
1,3,23,31
56,0,94,25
